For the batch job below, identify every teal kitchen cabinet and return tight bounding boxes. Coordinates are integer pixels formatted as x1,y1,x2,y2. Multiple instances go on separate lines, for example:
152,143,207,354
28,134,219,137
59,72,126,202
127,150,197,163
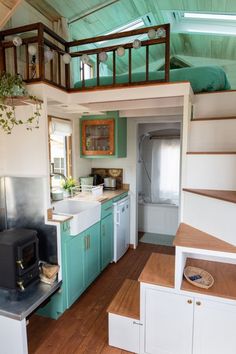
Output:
101,213,113,271
80,111,127,158
38,221,101,318
65,233,85,308
37,221,71,319
84,222,101,287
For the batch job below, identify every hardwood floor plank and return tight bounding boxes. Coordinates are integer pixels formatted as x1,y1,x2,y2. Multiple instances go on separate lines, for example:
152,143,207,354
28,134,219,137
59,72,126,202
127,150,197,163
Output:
28,243,174,354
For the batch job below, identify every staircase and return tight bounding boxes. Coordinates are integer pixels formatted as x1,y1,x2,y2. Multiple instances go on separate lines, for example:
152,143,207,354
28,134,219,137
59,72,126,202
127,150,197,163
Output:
0,0,22,29
183,92,236,247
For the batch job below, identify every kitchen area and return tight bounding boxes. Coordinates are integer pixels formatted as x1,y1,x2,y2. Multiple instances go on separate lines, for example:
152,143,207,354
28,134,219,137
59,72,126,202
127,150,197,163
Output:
0,108,131,354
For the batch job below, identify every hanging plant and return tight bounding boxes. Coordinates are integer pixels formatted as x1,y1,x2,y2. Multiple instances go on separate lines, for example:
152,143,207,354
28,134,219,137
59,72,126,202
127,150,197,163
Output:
0,72,42,134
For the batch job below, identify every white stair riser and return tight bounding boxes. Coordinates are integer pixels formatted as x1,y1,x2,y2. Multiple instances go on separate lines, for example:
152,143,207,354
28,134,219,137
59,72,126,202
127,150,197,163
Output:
183,192,236,246
186,155,236,189
189,120,236,152
194,92,236,118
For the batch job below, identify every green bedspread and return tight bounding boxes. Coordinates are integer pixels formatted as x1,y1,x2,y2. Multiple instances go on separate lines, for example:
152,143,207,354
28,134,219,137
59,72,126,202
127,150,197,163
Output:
74,65,230,93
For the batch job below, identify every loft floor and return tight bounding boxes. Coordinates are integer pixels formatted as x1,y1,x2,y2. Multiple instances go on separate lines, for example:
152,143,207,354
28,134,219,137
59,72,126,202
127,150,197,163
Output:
28,243,174,354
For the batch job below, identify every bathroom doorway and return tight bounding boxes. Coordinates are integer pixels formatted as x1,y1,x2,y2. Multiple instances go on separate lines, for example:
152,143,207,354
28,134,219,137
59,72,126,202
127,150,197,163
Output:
137,122,181,246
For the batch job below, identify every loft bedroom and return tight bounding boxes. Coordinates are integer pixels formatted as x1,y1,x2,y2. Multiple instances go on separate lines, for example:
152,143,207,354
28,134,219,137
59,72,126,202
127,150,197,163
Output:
0,0,235,94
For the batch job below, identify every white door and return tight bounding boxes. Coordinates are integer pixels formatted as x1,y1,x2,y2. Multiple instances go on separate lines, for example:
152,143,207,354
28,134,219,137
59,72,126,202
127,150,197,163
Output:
116,201,127,261
193,298,236,354
144,289,193,354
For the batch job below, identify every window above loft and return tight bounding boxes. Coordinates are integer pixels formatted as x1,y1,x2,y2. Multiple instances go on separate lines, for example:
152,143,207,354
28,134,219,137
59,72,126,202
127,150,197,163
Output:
162,10,236,36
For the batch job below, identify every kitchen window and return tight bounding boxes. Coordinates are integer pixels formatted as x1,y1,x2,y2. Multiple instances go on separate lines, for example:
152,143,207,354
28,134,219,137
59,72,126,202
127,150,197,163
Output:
49,117,72,188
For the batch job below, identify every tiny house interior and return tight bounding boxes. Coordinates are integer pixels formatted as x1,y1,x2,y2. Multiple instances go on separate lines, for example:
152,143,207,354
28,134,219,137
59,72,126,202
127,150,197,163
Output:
1,1,236,354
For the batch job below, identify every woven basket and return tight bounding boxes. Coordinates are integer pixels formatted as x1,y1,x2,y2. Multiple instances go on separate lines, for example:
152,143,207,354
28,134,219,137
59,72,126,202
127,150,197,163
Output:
184,266,214,289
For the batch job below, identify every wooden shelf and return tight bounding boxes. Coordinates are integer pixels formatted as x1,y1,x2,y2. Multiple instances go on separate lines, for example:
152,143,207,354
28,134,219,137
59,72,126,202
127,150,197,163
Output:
4,96,41,106
107,279,140,320
183,188,236,204
187,151,236,155
191,116,236,122
182,258,236,301
174,223,236,254
138,253,175,288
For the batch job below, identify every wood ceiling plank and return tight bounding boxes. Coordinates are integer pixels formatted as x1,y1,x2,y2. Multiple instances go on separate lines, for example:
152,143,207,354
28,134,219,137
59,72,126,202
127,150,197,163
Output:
0,0,21,29
25,0,61,21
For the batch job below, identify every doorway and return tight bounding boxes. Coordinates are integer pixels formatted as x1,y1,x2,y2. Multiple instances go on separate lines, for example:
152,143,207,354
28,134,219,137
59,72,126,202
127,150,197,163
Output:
137,122,181,246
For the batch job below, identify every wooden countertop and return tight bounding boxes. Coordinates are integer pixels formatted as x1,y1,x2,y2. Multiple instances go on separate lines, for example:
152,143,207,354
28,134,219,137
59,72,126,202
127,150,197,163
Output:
182,258,236,301
107,279,140,320
138,253,175,288
97,189,128,203
48,214,73,223
174,223,236,253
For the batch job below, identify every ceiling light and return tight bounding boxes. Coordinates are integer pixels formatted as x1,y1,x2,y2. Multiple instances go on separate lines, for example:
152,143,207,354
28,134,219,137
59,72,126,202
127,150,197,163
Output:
183,12,236,21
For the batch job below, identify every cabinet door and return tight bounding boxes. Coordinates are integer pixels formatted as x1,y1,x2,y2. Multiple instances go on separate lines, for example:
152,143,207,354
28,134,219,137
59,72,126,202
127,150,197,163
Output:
81,119,115,156
101,213,113,271
144,289,193,354
65,233,85,308
84,222,101,287
193,298,236,354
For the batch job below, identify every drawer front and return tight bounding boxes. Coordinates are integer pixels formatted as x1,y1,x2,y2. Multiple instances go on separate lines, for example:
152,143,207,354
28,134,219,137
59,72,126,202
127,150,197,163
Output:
108,313,140,353
112,192,128,203
101,200,113,218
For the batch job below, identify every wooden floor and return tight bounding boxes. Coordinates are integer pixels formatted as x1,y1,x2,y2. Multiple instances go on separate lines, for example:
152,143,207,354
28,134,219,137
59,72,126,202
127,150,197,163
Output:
28,242,174,354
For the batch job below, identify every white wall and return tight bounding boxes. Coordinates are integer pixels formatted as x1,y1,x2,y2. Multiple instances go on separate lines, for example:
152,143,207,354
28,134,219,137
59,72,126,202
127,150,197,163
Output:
5,0,53,29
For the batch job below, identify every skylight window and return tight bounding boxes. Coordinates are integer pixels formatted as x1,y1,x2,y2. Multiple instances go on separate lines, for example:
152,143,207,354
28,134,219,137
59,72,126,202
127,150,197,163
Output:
183,12,236,21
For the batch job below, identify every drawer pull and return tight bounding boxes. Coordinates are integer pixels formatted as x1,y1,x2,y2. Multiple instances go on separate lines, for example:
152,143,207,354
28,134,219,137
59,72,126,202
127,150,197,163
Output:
187,299,192,304
133,321,143,326
196,301,201,306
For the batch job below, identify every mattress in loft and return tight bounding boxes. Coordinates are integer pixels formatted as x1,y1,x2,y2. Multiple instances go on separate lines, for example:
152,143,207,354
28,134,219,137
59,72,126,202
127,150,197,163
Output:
74,65,231,93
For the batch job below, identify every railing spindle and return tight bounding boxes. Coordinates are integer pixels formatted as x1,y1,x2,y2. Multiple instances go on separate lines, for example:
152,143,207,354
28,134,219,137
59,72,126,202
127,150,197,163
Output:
58,52,61,86
82,62,85,88
113,50,116,85
65,46,70,89
25,44,29,80
13,46,17,74
128,48,132,83
38,23,45,80
97,53,100,86
164,24,170,82
146,45,149,81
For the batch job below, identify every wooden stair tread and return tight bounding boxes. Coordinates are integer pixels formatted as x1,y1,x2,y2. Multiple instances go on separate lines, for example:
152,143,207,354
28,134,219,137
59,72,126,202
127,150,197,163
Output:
138,253,175,288
107,279,140,320
174,223,236,254
187,151,236,155
182,258,236,301
191,116,236,121
183,188,236,204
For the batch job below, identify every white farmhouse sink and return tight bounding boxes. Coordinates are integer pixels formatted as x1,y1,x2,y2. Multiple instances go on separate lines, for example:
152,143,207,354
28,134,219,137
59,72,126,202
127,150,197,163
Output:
53,199,101,236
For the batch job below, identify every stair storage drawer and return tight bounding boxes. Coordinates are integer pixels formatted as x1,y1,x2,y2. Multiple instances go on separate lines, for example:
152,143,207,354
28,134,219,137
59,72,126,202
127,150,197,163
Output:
108,313,140,353
101,200,113,218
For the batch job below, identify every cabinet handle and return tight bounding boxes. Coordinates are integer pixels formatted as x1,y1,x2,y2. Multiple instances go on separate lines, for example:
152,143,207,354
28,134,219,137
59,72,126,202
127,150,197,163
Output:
84,236,87,250
196,301,201,306
133,321,143,326
88,235,90,249
187,299,192,304
102,224,105,236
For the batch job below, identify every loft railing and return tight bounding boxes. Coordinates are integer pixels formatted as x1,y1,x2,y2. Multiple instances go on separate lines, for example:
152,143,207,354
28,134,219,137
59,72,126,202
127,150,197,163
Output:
0,22,170,91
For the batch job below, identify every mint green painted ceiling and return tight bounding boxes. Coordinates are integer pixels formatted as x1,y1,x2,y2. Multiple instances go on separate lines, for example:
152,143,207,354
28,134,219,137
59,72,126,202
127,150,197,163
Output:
38,0,236,86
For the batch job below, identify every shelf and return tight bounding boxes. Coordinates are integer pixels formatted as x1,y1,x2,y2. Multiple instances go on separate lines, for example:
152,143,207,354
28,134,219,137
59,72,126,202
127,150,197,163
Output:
191,116,236,122
182,258,236,301
138,253,175,288
174,223,236,254
187,151,236,155
183,189,236,204
4,96,41,106
107,279,140,320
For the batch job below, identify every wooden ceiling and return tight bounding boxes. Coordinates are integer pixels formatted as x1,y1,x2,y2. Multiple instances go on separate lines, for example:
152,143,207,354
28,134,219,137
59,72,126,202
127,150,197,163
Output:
22,0,236,86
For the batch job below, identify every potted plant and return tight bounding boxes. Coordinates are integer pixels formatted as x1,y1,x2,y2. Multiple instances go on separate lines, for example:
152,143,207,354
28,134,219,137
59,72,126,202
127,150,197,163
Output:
0,72,41,134
61,177,77,197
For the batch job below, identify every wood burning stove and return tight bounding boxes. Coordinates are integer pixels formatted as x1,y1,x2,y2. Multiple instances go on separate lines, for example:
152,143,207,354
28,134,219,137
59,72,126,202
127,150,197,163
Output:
0,229,39,291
